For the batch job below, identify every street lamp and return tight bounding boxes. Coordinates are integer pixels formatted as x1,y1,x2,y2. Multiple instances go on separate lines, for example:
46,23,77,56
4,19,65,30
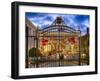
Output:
78,25,81,65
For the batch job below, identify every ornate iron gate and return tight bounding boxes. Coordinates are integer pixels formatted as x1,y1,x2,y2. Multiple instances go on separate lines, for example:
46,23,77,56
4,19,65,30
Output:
26,17,81,68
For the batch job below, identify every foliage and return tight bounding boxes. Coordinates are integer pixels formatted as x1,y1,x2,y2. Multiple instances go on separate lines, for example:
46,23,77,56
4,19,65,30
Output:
29,47,42,57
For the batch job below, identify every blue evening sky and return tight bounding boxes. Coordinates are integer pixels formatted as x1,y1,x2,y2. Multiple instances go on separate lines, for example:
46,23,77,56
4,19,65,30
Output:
26,12,89,35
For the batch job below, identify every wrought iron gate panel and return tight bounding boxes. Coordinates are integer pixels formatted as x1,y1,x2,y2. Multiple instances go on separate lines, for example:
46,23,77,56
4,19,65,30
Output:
26,17,81,68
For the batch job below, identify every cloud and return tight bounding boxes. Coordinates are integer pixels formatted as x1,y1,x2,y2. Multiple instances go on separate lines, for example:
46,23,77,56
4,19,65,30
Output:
82,19,89,27
26,12,89,35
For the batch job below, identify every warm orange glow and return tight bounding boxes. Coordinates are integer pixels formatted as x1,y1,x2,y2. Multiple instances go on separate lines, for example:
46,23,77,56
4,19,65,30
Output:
39,38,79,56
41,39,48,46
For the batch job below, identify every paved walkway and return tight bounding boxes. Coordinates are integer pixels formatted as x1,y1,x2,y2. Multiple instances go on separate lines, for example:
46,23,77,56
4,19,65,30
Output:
29,60,79,68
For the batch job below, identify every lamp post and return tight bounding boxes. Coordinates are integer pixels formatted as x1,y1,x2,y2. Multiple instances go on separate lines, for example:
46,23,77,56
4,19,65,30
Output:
78,25,81,65
35,28,39,67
